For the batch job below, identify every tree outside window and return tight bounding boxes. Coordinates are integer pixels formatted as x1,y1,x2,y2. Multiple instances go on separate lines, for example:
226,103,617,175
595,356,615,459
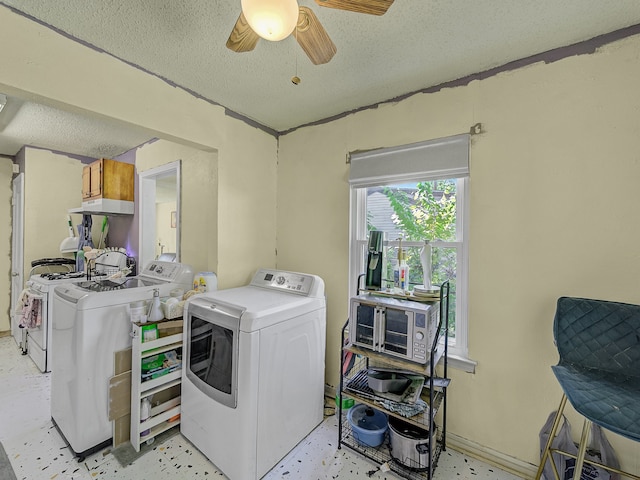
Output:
365,179,459,338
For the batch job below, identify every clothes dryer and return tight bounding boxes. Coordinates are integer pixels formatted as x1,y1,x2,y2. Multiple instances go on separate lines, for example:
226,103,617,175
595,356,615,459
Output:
181,268,326,480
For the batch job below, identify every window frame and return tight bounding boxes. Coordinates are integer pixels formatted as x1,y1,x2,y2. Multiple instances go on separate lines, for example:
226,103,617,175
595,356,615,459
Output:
349,178,470,362
347,135,474,371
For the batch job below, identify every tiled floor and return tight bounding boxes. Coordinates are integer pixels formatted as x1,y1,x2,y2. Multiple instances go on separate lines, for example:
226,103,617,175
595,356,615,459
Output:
0,335,522,479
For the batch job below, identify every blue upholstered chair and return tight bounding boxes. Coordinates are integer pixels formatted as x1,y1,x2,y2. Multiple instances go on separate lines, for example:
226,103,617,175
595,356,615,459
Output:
536,296,640,480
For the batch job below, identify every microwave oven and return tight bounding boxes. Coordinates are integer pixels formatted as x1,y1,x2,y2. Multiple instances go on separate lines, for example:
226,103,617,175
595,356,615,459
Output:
348,295,440,364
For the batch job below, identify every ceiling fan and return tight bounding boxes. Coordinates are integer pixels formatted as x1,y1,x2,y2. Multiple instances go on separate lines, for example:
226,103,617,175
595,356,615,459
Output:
226,0,395,65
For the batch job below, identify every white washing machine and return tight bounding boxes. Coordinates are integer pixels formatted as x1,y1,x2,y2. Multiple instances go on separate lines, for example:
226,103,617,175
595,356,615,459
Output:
181,268,326,480
51,261,195,460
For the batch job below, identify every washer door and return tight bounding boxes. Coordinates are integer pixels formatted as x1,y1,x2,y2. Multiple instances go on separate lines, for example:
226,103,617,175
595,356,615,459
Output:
185,297,244,408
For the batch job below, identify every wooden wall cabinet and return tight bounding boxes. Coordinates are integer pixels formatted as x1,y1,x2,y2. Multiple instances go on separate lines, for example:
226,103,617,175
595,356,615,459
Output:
82,158,134,202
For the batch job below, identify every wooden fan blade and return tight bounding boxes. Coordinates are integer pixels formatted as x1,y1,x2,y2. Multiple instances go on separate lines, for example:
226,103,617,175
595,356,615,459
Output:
295,6,337,65
226,12,260,52
314,0,394,15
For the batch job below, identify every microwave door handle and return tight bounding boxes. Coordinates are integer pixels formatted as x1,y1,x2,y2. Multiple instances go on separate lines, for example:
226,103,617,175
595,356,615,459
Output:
372,307,379,350
376,307,385,352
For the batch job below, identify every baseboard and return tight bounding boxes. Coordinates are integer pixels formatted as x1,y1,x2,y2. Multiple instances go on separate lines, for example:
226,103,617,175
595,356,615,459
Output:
446,432,537,479
325,384,336,399
0,331,11,339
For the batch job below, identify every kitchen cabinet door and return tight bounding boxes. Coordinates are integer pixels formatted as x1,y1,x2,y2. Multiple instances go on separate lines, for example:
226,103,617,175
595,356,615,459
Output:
81,158,134,202
89,160,102,198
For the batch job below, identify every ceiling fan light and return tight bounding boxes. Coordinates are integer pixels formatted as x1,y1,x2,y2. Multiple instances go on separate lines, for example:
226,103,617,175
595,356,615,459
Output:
241,0,299,41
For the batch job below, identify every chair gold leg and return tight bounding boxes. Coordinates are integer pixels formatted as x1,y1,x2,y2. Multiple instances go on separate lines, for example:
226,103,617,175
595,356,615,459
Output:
572,419,591,480
535,395,568,480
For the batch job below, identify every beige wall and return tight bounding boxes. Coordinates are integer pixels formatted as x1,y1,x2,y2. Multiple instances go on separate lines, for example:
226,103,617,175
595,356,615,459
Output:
277,34,640,472
135,133,277,290
216,117,278,288
1,3,639,475
22,148,84,271
0,157,13,331
136,140,221,276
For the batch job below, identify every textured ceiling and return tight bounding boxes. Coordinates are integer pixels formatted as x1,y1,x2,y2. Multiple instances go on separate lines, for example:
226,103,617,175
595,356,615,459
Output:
0,96,153,159
1,0,640,158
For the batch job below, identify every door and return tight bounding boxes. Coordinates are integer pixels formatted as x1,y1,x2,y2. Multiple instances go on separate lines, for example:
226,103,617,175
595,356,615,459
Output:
89,159,102,198
350,300,376,349
185,297,241,408
24,289,47,372
138,160,181,268
381,307,412,356
10,173,24,346
82,164,91,200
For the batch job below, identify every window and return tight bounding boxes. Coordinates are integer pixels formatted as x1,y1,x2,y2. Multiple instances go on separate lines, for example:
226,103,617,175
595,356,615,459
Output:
348,134,471,365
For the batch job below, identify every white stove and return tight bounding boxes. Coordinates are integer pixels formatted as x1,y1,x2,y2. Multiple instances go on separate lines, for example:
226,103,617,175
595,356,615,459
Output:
20,271,89,372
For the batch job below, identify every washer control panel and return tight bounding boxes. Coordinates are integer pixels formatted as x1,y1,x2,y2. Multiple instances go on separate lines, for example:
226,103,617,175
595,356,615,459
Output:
251,269,315,295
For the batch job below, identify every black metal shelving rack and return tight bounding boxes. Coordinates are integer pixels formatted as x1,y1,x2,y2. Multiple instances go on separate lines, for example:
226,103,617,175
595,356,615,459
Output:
337,281,450,480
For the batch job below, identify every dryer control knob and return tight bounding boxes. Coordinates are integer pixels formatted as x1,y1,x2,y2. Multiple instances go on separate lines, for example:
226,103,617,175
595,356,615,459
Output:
276,276,286,285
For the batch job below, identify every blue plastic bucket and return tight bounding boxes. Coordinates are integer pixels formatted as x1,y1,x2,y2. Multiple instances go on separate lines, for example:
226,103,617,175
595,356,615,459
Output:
347,404,388,447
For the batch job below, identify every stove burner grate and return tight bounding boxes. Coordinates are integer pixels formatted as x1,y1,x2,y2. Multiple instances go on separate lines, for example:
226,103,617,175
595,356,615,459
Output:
40,272,85,281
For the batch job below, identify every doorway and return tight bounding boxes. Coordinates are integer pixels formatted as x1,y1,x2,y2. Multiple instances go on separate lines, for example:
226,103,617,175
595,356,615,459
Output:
138,160,181,269
10,173,24,344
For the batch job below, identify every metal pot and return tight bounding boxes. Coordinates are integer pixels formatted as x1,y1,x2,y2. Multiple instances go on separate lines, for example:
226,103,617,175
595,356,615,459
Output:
388,416,436,471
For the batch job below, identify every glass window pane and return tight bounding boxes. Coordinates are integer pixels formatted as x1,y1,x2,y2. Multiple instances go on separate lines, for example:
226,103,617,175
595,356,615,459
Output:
364,180,458,340
189,317,234,394
433,247,457,340
367,180,457,241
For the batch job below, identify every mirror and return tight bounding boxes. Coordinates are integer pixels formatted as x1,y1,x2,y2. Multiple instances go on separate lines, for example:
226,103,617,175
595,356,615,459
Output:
138,160,181,268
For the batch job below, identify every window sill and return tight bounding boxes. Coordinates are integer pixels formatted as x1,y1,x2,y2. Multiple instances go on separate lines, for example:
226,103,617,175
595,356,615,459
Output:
444,353,477,373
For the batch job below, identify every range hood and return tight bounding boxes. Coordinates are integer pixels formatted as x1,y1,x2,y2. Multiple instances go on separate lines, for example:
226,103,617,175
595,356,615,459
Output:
60,236,80,253
69,198,134,216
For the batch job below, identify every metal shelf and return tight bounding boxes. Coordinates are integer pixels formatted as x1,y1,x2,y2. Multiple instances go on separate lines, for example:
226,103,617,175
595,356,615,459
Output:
342,360,445,431
344,342,446,374
339,415,444,480
338,280,451,480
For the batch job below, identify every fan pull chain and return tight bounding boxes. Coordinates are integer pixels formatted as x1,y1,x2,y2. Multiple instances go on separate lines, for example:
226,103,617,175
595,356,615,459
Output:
291,14,301,85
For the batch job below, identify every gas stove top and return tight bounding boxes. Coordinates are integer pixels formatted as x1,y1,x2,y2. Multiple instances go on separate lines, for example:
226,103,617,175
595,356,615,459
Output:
39,271,86,281
29,271,91,291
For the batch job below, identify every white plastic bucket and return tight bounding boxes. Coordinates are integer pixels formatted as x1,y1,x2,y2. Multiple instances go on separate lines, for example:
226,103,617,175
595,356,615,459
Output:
193,272,218,292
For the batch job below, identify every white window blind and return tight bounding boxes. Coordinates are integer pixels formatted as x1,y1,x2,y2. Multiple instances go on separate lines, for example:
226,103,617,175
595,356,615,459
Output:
348,133,470,187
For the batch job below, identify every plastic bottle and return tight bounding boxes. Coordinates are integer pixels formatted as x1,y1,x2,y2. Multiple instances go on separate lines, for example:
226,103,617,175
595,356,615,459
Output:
393,238,403,290
393,263,400,289
193,272,218,293
140,397,151,437
147,289,164,322
141,395,155,445
398,251,409,292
